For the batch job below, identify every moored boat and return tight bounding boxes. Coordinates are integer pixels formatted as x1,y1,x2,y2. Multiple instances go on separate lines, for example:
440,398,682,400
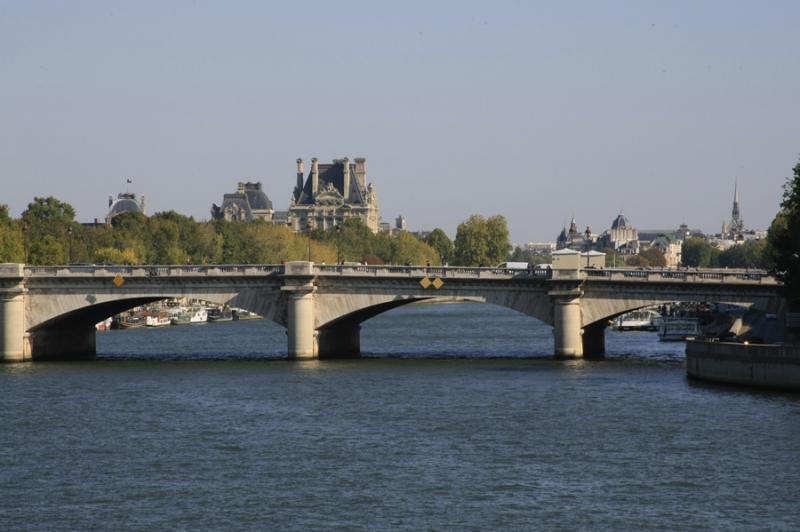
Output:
614,309,661,331
145,315,171,327
658,317,700,341
112,315,146,329
171,308,208,325
207,307,233,323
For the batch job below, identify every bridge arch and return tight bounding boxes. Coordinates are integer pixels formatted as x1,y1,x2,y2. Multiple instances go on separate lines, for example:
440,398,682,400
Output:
309,292,555,358
23,291,287,360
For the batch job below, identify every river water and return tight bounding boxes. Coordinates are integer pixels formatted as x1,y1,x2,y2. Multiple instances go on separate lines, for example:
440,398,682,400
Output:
2,303,799,530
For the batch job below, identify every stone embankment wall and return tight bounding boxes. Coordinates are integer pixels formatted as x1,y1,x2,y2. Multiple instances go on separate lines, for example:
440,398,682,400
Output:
686,340,800,391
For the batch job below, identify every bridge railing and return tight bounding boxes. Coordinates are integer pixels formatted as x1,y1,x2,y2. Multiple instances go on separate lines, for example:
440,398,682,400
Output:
313,264,552,279
19,263,774,285
23,264,286,277
582,268,774,284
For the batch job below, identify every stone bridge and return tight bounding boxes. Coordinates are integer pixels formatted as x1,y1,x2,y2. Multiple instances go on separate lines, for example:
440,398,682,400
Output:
0,261,780,362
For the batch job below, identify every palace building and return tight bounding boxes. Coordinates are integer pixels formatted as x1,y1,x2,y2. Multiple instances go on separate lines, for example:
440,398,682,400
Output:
288,157,380,233
211,182,275,222
106,192,145,223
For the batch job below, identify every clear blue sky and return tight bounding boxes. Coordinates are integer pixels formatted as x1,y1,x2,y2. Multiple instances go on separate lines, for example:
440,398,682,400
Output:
1,1,798,242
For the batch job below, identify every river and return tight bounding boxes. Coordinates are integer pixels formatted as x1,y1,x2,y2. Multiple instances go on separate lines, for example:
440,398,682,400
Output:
1,302,799,530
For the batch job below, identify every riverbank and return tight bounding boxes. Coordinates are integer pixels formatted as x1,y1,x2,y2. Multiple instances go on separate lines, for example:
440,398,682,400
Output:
686,340,800,391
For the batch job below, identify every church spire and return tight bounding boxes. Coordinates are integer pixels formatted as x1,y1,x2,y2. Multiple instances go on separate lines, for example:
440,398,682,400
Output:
730,180,743,238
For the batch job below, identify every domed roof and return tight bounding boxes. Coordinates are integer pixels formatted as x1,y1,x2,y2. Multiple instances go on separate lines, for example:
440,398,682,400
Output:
107,194,144,219
611,213,632,230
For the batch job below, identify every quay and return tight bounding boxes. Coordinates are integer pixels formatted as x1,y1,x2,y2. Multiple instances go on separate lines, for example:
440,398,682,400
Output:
687,340,800,391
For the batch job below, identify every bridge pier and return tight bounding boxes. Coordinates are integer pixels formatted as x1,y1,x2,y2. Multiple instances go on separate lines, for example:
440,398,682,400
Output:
286,282,317,359
582,321,606,359
318,323,361,358
0,264,26,363
552,290,583,359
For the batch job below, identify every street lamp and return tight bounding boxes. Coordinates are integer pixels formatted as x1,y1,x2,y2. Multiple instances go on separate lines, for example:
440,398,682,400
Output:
22,225,28,264
335,225,342,264
67,226,73,264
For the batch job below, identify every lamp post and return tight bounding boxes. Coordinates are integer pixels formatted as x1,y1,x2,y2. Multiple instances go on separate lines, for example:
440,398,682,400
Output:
67,226,73,264
335,225,342,264
22,225,28,264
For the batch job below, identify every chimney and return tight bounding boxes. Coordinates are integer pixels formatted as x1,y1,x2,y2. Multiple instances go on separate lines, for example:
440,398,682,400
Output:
108,195,113,208
237,182,245,193
296,158,304,192
354,158,366,190
140,195,146,215
342,157,351,201
311,158,319,196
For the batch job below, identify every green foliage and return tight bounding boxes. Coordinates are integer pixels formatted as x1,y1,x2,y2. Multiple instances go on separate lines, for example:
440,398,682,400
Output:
622,248,666,268
380,231,439,265
486,215,512,265
717,239,767,269
94,247,140,264
309,219,440,265
21,197,78,265
767,161,800,308
509,246,550,266
603,248,623,267
453,214,511,266
681,237,720,268
425,229,454,264
640,248,667,268
0,205,24,262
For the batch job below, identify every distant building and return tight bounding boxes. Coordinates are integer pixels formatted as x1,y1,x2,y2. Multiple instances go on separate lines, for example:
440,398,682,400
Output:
289,157,380,233
106,192,145,223
211,182,275,222
556,217,596,251
721,182,745,241
524,242,556,255
598,213,639,254
649,234,683,268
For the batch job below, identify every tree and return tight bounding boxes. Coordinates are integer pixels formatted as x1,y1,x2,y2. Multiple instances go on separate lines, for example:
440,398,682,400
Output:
21,197,77,265
383,231,439,265
766,160,800,309
454,215,490,266
681,237,719,268
718,239,767,269
486,215,512,266
454,214,512,266
0,204,24,262
425,228,454,265
640,248,667,268
509,246,550,265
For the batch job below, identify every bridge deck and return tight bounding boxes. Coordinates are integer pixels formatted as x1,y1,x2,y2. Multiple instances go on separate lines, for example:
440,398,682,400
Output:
13,264,776,285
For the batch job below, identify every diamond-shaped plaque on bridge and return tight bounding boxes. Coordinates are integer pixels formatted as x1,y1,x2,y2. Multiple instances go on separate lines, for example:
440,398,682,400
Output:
419,276,431,289
432,277,444,289
113,274,125,287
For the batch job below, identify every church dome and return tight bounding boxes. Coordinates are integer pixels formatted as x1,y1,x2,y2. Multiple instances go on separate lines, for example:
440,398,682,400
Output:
611,213,632,230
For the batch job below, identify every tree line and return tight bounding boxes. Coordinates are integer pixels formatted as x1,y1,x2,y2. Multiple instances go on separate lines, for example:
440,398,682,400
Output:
0,197,515,267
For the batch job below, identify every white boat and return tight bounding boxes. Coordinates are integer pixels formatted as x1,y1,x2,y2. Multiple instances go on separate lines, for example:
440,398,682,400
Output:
658,317,700,341
170,307,208,325
145,316,171,327
614,309,661,331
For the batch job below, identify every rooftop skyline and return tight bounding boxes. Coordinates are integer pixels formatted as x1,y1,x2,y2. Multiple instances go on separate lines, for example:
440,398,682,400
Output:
2,1,798,241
